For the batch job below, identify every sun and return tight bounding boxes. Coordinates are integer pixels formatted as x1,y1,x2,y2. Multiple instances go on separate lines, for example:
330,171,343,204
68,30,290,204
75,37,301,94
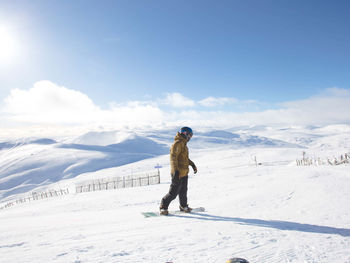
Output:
0,26,18,64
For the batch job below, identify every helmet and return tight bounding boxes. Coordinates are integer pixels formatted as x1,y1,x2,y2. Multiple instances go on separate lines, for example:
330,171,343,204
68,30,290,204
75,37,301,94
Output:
180,127,193,141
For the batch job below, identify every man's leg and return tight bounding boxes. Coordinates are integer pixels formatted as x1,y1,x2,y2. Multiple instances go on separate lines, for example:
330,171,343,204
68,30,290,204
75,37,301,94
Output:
178,176,188,208
160,173,181,209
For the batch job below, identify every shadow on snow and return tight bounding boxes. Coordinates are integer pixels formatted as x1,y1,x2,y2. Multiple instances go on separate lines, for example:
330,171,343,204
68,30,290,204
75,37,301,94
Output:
173,212,350,237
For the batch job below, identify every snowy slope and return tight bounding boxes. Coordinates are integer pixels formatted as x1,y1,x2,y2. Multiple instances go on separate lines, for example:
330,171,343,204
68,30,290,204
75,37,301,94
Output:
0,129,305,201
0,134,169,200
0,126,350,262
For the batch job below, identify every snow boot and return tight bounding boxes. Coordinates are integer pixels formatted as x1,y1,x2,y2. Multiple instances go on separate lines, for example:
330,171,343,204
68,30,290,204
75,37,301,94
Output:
179,205,192,213
159,207,169,215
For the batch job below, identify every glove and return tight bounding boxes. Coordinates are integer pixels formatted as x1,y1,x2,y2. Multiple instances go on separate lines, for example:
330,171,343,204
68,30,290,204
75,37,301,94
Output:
191,164,197,174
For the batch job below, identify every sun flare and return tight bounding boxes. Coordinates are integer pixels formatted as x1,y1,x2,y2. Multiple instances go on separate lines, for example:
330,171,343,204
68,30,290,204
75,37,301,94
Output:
0,26,18,64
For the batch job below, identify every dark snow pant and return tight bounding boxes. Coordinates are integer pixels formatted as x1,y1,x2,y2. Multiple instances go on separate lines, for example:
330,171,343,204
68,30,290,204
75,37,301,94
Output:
160,174,188,209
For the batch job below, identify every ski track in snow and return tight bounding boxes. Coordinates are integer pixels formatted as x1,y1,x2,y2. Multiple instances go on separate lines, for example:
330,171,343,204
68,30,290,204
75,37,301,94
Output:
0,126,350,262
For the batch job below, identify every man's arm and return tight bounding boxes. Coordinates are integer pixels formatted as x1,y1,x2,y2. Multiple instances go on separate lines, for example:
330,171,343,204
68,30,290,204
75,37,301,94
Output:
189,159,197,174
170,142,181,174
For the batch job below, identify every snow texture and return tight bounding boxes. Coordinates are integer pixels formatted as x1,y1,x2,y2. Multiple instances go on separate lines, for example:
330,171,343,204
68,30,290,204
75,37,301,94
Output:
0,125,350,262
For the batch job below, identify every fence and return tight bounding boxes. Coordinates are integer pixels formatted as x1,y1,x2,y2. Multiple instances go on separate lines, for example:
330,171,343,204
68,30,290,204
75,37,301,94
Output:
296,152,350,166
75,171,160,194
0,188,70,210
0,170,161,210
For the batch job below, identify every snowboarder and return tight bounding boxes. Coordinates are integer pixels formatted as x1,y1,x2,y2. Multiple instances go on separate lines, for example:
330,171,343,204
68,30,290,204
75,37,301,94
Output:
159,127,197,215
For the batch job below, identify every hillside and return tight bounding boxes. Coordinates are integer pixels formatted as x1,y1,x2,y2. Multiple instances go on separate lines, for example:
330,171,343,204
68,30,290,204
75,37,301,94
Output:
0,125,350,262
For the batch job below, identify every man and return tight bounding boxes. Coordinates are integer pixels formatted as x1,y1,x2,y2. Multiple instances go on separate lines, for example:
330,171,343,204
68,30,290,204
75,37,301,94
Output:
160,127,197,215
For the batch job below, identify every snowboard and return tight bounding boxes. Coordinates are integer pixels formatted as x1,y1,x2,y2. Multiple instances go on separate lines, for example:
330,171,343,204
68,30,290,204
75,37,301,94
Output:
142,207,205,218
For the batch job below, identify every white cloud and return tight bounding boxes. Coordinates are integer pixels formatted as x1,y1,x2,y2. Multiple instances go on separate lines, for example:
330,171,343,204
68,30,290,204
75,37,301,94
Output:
281,87,350,111
198,96,238,107
163,87,350,127
106,102,164,127
2,81,164,127
277,87,350,125
1,82,350,138
3,80,100,123
162,92,195,108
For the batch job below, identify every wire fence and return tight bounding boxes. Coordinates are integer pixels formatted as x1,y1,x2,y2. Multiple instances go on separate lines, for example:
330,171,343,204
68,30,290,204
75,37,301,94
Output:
296,152,350,166
75,171,160,193
0,188,70,210
0,170,161,211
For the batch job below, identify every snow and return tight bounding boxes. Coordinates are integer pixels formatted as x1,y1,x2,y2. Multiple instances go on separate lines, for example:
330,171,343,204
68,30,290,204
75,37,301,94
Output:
0,125,350,262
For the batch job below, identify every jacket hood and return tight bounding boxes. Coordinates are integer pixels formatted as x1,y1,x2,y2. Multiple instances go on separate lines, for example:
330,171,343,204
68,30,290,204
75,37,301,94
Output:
174,132,187,143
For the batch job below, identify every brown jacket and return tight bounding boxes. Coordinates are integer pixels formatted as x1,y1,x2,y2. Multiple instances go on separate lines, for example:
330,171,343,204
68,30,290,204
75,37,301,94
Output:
170,132,195,178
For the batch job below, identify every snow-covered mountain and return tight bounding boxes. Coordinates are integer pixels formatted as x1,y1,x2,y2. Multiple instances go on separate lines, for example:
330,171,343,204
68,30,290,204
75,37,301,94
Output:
0,128,307,201
0,125,349,262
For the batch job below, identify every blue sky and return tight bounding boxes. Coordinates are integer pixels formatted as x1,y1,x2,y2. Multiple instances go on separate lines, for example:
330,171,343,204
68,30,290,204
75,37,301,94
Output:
0,0,350,134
